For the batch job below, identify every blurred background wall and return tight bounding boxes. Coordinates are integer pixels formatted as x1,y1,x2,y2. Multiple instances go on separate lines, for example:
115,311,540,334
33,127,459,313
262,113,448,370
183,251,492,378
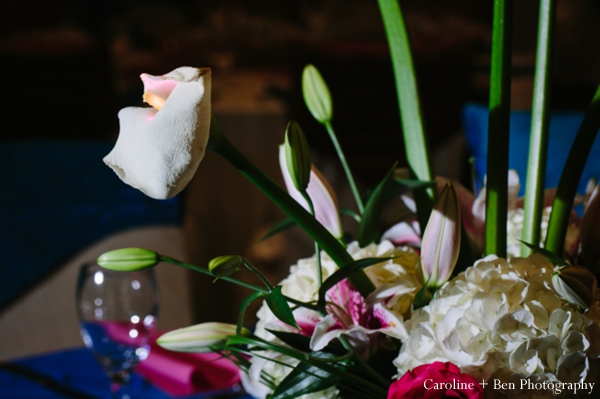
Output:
2,0,599,327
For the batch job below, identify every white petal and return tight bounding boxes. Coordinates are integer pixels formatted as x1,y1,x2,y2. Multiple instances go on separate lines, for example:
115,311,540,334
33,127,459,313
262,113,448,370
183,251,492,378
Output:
104,67,211,199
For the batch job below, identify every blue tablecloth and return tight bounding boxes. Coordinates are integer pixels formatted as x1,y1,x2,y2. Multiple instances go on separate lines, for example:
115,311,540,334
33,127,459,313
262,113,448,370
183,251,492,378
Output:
0,348,252,399
0,140,183,310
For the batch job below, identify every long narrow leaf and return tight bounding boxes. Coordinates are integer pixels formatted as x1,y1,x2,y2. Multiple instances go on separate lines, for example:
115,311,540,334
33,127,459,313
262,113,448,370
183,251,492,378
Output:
357,164,396,246
265,286,299,329
272,353,341,399
520,241,568,267
545,85,600,255
257,218,297,243
485,0,512,258
521,0,556,256
238,291,265,335
377,0,435,211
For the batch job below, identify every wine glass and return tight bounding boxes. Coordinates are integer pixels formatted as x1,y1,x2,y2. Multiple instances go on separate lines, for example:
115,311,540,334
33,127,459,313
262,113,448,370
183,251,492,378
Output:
76,261,159,399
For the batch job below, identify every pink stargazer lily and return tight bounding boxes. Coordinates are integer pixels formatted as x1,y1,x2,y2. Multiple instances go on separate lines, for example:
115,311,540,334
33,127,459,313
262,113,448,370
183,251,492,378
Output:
309,280,411,358
420,182,461,289
104,67,211,200
279,146,343,239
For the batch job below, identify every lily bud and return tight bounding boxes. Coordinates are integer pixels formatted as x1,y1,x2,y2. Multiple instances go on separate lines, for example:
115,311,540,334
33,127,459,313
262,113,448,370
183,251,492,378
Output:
284,121,312,192
580,185,600,275
552,266,596,309
279,146,343,239
157,322,249,352
97,248,159,271
421,182,461,289
302,64,332,124
208,255,243,277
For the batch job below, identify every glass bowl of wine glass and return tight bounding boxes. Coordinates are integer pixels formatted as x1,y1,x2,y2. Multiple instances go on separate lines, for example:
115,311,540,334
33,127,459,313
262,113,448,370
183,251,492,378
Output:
76,261,159,399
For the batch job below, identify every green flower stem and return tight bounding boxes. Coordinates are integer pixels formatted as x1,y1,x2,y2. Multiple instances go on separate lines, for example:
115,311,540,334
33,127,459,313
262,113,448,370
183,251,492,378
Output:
337,336,390,388
242,258,274,292
207,120,376,298
521,0,556,257
162,255,326,313
545,85,600,255
324,121,364,214
485,0,512,258
160,255,270,294
303,193,324,288
377,0,434,208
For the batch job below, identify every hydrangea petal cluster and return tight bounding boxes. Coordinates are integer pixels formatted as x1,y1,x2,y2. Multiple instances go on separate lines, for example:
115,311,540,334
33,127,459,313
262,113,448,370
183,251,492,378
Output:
243,240,422,399
394,254,600,392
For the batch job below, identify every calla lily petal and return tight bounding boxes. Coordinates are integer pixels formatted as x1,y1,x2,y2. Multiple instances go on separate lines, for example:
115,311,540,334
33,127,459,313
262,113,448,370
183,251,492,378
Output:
552,266,596,309
279,146,343,238
104,67,211,199
421,182,461,288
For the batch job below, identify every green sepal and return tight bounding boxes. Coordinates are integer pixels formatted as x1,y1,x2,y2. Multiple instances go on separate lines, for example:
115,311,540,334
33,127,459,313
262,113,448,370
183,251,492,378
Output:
357,164,397,247
265,286,299,329
412,285,432,310
285,121,312,192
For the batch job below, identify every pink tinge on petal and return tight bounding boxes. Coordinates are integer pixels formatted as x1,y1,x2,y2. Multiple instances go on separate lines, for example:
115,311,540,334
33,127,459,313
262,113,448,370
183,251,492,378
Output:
141,73,179,101
381,221,422,247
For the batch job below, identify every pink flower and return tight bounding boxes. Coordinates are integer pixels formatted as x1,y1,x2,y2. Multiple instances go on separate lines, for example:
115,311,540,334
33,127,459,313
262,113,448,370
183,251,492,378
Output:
387,362,484,399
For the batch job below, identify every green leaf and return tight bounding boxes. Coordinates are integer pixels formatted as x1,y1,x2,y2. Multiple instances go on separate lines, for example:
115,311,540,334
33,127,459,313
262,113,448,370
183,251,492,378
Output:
272,353,341,399
318,257,394,306
285,121,312,192
339,209,360,223
357,164,396,247
377,0,434,191
545,85,600,255
265,286,299,329
485,0,512,258
257,218,297,243
238,291,266,335
521,0,556,256
412,285,432,310
519,240,568,267
266,329,312,353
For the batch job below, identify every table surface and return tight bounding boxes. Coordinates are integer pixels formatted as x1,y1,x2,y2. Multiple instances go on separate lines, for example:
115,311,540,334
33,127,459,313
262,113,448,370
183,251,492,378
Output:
0,348,253,399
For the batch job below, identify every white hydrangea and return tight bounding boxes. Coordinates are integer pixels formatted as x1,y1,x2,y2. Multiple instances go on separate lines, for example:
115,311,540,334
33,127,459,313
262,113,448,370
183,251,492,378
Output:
242,240,422,398
394,254,600,395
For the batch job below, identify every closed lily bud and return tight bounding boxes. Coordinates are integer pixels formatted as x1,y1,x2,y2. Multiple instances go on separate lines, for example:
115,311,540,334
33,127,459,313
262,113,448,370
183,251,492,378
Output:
208,255,243,277
552,265,596,309
580,185,600,275
279,146,343,239
104,67,211,200
97,248,159,271
157,322,250,352
421,182,461,289
302,64,332,124
284,121,312,192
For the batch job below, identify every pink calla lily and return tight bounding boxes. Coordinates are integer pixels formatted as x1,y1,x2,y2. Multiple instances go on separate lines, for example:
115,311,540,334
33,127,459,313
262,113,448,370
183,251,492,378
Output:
279,146,343,238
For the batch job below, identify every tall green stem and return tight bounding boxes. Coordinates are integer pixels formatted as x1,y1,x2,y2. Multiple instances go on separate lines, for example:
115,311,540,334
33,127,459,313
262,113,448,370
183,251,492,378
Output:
521,0,556,256
207,121,375,297
485,0,512,258
377,0,435,231
545,85,600,255
324,121,364,214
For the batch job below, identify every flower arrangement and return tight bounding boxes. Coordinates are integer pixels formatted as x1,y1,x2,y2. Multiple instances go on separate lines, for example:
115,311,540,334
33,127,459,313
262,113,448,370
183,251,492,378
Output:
97,0,600,398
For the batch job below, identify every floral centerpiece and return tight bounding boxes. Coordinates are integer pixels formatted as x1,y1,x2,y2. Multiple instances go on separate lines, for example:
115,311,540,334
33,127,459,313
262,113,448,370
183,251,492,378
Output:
97,0,600,398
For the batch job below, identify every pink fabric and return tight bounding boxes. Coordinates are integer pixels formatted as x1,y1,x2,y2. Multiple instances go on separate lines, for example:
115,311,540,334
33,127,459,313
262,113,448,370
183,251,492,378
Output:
136,336,241,396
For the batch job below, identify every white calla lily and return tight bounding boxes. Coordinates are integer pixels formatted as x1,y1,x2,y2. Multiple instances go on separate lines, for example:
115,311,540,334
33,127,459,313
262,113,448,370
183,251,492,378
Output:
104,66,211,199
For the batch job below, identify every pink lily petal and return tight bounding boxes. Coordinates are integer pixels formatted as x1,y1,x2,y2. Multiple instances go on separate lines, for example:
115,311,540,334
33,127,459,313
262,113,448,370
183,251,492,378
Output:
279,146,343,238
421,182,461,288
381,220,421,247
141,74,179,110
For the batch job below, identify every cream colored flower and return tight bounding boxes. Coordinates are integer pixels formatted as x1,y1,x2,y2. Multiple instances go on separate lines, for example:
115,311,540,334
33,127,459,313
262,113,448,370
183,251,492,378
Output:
394,254,600,390
104,67,211,199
